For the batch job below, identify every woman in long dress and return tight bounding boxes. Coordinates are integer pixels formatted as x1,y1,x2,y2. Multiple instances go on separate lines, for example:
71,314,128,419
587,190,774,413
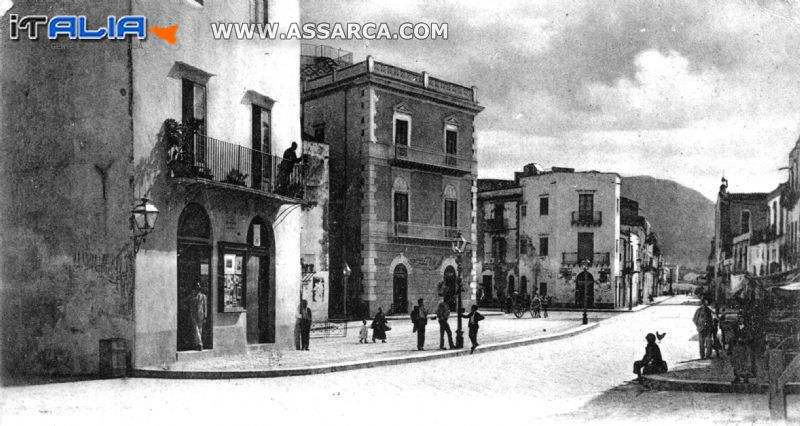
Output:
731,314,755,383
371,307,388,343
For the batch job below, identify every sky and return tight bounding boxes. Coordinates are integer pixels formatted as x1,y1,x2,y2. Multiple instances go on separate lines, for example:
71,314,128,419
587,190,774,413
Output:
302,0,800,200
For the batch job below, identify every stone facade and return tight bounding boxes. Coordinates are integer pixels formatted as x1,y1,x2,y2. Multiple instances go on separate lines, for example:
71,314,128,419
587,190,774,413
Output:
302,56,484,317
1,0,304,376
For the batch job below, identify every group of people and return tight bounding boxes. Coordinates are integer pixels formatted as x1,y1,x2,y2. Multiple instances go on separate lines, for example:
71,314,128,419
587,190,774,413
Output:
358,298,485,354
632,296,763,385
694,296,761,384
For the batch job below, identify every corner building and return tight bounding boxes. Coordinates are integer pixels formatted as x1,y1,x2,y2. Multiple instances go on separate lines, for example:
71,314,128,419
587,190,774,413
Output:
302,56,484,317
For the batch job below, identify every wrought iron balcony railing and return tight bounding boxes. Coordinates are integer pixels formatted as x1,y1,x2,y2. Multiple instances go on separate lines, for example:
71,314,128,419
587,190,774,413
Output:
562,252,611,267
571,211,602,227
484,218,510,232
394,221,460,240
394,145,471,173
167,134,305,200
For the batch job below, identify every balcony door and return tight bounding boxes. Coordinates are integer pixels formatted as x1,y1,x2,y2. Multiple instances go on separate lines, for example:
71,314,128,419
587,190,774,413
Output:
182,79,206,165
578,232,594,264
251,105,272,190
578,193,594,221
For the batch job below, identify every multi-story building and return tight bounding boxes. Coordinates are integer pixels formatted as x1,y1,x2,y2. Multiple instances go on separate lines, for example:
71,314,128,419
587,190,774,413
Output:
477,165,626,309
1,0,308,376
620,197,648,307
302,54,484,317
476,179,523,305
713,178,768,292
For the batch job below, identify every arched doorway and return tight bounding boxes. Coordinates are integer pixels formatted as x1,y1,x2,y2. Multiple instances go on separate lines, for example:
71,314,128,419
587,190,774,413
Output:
443,266,457,311
520,276,528,295
246,217,275,344
393,265,408,314
508,275,516,296
575,270,595,309
177,203,213,351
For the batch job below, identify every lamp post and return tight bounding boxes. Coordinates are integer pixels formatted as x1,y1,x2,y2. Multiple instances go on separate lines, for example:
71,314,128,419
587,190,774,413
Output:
451,231,470,349
580,259,591,325
131,197,159,254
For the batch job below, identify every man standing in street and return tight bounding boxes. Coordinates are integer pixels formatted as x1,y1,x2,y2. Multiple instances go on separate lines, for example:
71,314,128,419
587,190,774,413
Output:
415,298,429,350
435,301,455,350
693,297,714,359
185,282,207,351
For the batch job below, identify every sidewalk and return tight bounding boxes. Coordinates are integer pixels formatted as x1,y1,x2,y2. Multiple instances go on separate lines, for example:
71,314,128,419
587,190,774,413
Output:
134,311,612,379
641,345,800,394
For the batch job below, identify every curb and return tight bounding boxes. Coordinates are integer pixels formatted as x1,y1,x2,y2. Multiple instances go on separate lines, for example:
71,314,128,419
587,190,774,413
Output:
640,374,800,395
132,322,600,380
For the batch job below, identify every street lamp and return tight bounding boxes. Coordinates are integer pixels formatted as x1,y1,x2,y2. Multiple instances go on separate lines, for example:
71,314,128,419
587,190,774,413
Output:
451,231,470,349
579,259,591,325
131,197,159,254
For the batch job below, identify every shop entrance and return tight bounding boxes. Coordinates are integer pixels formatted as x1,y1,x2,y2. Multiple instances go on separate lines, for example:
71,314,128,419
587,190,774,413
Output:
575,270,595,309
393,265,408,314
177,204,213,352
246,217,275,344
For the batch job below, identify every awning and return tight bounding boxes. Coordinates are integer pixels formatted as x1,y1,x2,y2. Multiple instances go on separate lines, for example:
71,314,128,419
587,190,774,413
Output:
302,272,315,283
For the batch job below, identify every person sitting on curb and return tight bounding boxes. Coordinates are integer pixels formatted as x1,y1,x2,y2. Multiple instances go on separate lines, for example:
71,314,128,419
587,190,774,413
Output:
632,333,668,382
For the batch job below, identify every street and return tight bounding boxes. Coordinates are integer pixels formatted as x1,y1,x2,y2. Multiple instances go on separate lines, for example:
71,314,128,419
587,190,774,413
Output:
2,296,797,425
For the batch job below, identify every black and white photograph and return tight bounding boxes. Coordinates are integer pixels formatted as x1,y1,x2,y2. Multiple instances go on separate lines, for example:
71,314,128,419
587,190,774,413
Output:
2,0,800,424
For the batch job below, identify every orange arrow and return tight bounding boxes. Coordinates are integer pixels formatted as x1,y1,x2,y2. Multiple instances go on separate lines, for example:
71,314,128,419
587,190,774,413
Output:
149,25,178,45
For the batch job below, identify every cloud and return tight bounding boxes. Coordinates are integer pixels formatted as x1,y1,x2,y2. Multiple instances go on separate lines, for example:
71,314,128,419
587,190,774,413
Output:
302,0,800,196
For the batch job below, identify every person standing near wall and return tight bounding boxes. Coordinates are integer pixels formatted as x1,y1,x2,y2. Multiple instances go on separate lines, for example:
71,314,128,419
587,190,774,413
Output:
298,299,312,351
185,282,207,351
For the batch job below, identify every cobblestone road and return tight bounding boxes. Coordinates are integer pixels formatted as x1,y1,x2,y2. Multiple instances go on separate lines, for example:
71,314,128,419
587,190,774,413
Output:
2,296,798,425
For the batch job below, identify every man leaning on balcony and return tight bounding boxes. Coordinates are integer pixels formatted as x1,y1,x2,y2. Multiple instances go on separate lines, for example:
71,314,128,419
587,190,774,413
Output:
278,142,302,196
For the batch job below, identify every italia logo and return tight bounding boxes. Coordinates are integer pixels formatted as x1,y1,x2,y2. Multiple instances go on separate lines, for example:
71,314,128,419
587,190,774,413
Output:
9,14,178,44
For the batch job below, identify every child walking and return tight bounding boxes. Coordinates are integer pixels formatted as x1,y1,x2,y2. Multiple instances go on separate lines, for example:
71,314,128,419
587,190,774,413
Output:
358,319,369,344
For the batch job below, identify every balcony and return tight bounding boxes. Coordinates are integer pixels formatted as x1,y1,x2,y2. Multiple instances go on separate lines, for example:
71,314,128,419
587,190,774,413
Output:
393,221,460,241
167,134,305,202
571,211,602,227
484,218,511,233
390,145,472,176
562,252,611,267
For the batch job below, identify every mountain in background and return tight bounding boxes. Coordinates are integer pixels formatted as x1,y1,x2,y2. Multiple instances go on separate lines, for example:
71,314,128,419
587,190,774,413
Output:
621,176,715,272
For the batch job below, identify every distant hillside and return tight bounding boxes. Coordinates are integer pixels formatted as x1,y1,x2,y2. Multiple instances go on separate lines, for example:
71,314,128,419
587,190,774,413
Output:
621,176,714,271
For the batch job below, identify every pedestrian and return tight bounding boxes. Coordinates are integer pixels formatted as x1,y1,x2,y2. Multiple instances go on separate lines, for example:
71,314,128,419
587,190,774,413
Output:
184,282,207,351
711,318,723,358
435,301,455,350
414,298,429,350
358,319,369,344
297,299,312,351
531,293,542,318
692,297,714,359
371,307,388,343
411,305,419,333
460,304,485,354
632,333,668,381
541,294,551,318
730,313,756,384
278,141,302,195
